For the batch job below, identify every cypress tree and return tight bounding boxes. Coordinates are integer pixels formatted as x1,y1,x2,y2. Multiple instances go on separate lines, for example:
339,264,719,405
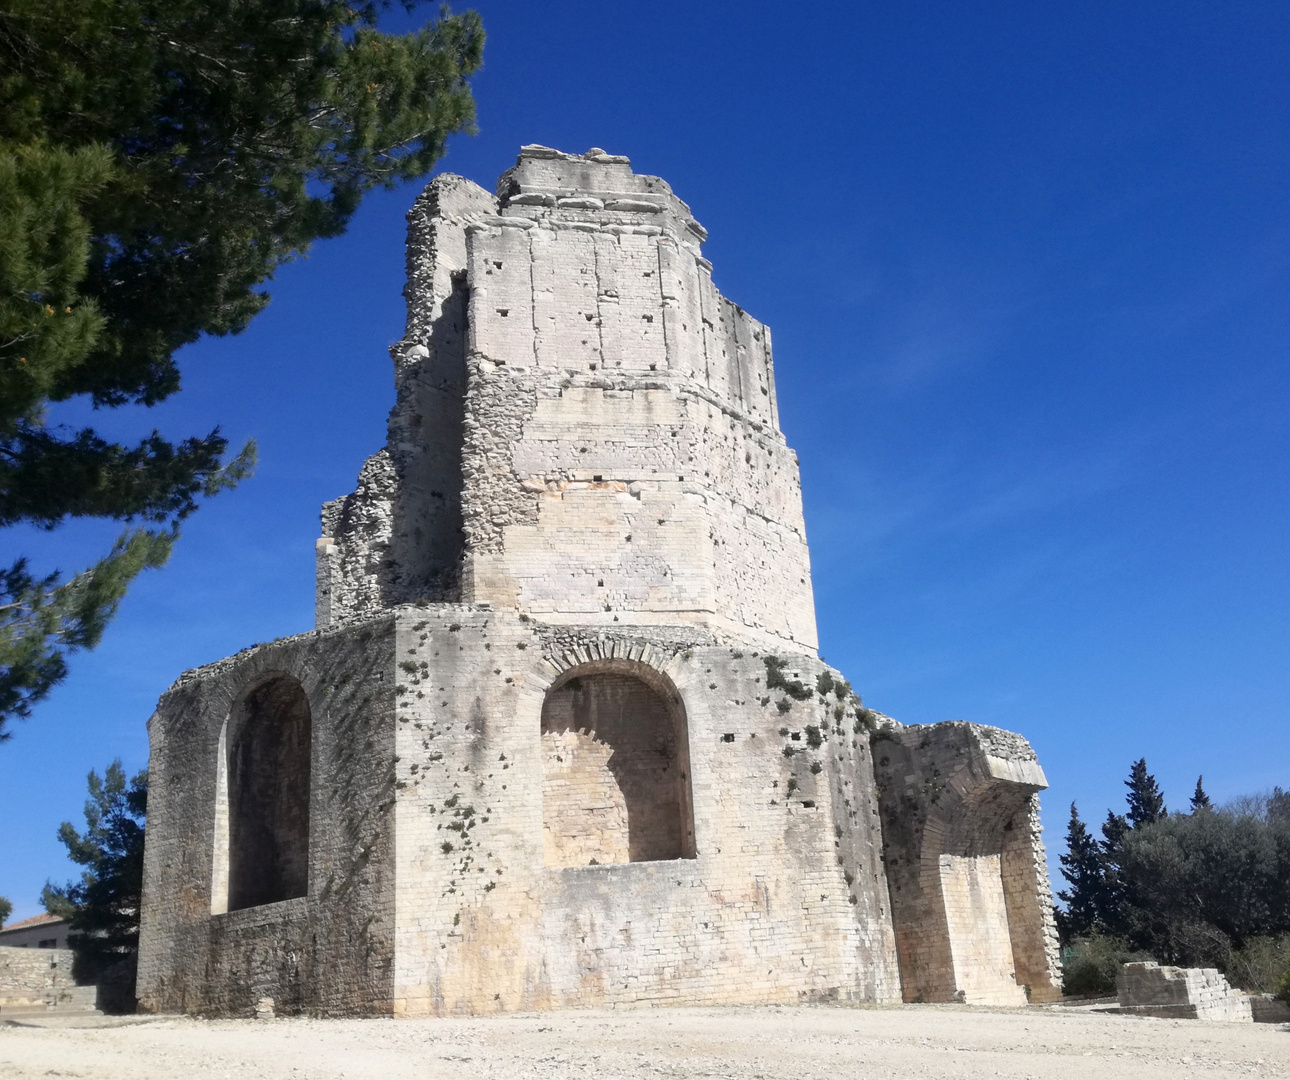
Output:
1056,802,1106,940
1190,775,1212,812
1098,809,1130,933
1101,809,1129,850
1125,758,1167,828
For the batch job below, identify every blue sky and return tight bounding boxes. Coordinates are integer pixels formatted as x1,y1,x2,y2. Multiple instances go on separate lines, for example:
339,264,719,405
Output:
3,0,1288,919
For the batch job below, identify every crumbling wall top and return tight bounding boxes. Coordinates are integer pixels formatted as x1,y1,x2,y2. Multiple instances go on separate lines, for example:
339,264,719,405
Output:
496,145,708,244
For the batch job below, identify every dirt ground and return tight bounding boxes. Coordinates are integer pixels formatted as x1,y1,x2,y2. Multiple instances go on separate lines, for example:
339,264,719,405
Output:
1,1003,1286,1080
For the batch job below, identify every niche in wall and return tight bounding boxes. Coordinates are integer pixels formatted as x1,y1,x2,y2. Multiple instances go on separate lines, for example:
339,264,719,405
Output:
541,659,695,867
213,673,312,913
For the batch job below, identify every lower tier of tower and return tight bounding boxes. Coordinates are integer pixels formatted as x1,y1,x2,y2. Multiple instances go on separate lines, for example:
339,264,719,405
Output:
136,605,1059,1016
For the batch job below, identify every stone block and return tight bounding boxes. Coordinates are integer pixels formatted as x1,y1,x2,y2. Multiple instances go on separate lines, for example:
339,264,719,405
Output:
1250,993,1290,1023
1117,962,1253,1022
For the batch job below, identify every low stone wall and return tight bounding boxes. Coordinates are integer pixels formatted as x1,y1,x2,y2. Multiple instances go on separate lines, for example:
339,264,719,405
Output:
1117,961,1252,1022
0,946,77,1008
1250,994,1290,1024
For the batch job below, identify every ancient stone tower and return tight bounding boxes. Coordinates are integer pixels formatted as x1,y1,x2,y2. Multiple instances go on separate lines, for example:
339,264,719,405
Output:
137,146,1062,1016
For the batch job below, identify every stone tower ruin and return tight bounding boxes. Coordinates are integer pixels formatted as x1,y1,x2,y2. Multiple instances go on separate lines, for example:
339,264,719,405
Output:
137,146,1062,1016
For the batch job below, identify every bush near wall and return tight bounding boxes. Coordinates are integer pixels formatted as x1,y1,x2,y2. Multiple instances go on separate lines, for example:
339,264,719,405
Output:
1061,935,1151,997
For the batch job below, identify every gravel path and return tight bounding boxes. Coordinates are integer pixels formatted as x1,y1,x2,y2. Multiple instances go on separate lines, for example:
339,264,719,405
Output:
2,1003,1286,1079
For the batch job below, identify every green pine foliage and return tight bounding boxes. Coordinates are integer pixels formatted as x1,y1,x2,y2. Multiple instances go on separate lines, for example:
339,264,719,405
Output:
1190,775,1212,812
42,760,148,984
0,0,484,737
1,530,171,726
0,895,11,926
1124,757,1166,828
1055,803,1106,940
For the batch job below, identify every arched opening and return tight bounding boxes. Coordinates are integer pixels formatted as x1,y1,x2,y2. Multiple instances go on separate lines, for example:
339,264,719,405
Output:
541,660,694,867
223,674,312,911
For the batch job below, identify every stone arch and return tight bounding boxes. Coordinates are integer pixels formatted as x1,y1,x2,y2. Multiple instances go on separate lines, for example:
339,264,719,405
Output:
540,658,695,867
214,673,312,912
873,722,1060,1005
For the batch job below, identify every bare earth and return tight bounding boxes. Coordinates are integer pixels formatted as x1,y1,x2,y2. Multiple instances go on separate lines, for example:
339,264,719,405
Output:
2,1004,1286,1080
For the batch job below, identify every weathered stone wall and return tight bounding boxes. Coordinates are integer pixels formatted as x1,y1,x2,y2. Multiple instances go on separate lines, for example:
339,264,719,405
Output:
320,147,817,655
140,607,905,1016
939,853,1024,1005
137,621,399,1016
316,176,496,624
872,722,1062,1004
1000,793,1063,999
0,947,76,1008
386,607,899,1015
1117,962,1253,1022
1250,993,1290,1023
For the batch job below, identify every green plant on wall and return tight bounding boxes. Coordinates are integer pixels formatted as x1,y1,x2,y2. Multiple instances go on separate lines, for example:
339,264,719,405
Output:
763,656,812,701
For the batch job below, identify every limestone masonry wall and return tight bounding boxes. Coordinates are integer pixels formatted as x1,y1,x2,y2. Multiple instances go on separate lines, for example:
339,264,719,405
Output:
872,722,1062,1004
138,622,399,1016
138,146,1061,1017
386,611,899,1013
319,146,816,654
1117,962,1253,1022
0,947,76,1008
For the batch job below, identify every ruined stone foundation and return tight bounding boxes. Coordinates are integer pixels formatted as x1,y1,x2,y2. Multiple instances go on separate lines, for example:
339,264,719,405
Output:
137,146,1062,1017
1117,962,1254,1022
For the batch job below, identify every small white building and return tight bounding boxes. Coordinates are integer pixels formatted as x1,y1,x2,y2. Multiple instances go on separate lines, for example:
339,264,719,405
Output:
0,913,71,950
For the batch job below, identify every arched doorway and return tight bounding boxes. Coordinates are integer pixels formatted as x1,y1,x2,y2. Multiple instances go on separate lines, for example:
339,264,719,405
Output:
541,660,694,867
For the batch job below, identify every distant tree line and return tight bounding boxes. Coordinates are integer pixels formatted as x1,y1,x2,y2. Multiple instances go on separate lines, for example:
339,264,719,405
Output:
1057,759,1290,996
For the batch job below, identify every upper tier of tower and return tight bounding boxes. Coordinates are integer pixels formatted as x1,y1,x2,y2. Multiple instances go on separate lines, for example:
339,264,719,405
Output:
317,146,818,654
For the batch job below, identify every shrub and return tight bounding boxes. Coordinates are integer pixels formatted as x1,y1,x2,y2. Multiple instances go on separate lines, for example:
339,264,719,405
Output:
1061,934,1151,997
764,656,813,701
1225,934,1290,994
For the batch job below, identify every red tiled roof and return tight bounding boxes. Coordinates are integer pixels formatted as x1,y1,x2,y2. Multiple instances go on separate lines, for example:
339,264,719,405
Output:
0,912,66,933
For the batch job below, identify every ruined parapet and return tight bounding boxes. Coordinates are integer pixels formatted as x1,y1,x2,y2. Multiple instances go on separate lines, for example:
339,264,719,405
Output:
1117,962,1253,1022
872,722,1062,1004
317,175,497,621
